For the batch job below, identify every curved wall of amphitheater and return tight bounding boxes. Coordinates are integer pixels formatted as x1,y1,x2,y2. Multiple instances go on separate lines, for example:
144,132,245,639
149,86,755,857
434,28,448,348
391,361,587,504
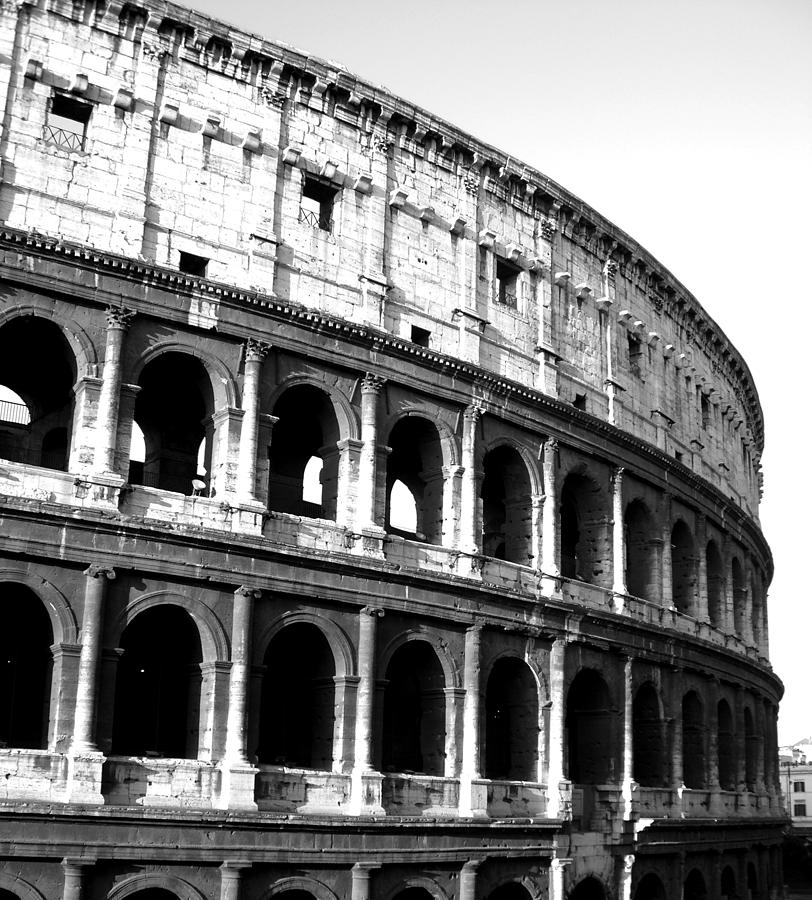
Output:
0,1,783,900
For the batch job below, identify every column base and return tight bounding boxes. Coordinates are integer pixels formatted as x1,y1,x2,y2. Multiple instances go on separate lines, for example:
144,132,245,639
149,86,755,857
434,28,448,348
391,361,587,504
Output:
215,760,259,811
612,591,627,614
234,500,267,536
66,749,106,805
458,778,488,818
349,769,385,815
539,574,562,600
350,526,387,560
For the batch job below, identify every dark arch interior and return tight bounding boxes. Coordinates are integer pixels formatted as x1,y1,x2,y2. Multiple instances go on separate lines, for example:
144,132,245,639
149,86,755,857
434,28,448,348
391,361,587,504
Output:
485,657,538,780
386,417,444,544
481,444,532,564
569,876,606,900
671,520,696,615
392,890,435,900
487,885,533,900
721,866,736,897
0,316,76,470
683,870,707,900
560,473,607,585
111,605,203,758
566,668,615,784
381,641,446,775
633,873,666,900
0,890,22,900
717,699,736,790
268,891,317,900
682,691,707,789
744,707,757,790
268,384,340,519
125,891,182,900
258,622,336,768
706,540,724,627
732,555,746,636
133,352,214,494
0,582,54,749
624,499,657,601
633,682,667,787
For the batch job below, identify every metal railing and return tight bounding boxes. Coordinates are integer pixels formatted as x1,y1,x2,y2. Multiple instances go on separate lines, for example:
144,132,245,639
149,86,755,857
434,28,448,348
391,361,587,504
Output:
0,400,31,425
299,206,333,233
43,124,84,152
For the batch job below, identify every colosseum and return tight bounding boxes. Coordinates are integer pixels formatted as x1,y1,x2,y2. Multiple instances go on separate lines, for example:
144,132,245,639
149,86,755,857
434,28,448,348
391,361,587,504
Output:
0,0,784,898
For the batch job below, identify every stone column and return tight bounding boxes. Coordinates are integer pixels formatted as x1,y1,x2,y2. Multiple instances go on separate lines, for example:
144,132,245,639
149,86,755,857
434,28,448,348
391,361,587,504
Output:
612,466,626,611
217,586,261,810
621,656,636,819
619,854,635,900
670,667,684,813
459,623,484,816
73,565,115,752
351,863,379,900
549,858,571,900
236,340,270,504
351,606,385,813
661,493,674,609
547,637,569,817
62,860,88,900
357,374,386,531
530,492,543,572
95,307,134,475
220,863,251,900
540,439,560,595
459,860,481,900
458,404,483,557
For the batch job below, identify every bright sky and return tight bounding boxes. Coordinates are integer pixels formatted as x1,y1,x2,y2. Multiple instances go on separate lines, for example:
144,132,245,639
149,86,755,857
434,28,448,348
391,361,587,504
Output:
182,0,812,742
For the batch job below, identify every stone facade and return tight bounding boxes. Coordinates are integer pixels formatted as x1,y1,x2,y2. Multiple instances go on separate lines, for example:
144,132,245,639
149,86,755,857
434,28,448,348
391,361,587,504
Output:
0,1,783,899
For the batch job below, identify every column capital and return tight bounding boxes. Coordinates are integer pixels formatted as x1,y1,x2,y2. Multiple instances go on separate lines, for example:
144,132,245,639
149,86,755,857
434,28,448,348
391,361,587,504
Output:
245,338,271,363
461,860,483,873
550,858,572,872
105,306,135,330
543,437,559,455
234,585,262,600
463,403,484,424
613,465,625,481
220,860,252,872
84,564,116,580
361,373,386,394
352,863,381,874
361,605,385,618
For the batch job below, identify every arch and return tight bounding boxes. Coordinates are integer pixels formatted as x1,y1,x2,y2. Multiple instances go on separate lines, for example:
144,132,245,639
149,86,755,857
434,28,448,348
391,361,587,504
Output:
682,690,707,789
107,875,208,900
0,569,77,644
0,304,97,376
731,555,747,637
484,655,539,780
717,698,736,790
264,373,358,444
385,414,447,544
706,540,724,628
566,668,617,784
481,442,534,565
568,877,606,900
746,862,758,896
744,706,758,790
111,604,204,758
671,519,697,615
683,869,707,900
633,681,668,787
624,498,659,601
379,630,460,691
633,873,666,900
257,620,337,768
254,610,353,676
0,872,47,900
720,866,736,899
560,470,610,586
750,567,764,647
115,590,228,662
486,884,535,900
383,878,449,900
268,383,343,519
380,638,448,776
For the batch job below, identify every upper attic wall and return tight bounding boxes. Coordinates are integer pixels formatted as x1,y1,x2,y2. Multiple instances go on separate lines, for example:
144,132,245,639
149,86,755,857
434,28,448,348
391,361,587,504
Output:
0,0,765,516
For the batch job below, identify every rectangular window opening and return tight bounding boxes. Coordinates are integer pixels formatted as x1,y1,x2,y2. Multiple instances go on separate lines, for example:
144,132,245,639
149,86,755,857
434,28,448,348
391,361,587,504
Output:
674,450,684,463
700,391,711,429
495,258,520,308
628,334,643,376
410,325,431,348
572,393,587,411
794,781,806,793
178,251,209,277
794,802,807,817
45,93,92,151
300,176,337,232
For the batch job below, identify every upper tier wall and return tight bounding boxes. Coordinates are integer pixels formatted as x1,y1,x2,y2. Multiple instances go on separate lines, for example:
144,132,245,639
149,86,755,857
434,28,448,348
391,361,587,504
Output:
0,0,764,515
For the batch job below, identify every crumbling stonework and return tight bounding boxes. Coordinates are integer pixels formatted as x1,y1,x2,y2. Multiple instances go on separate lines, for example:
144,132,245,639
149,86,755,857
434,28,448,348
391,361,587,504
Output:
0,0,783,898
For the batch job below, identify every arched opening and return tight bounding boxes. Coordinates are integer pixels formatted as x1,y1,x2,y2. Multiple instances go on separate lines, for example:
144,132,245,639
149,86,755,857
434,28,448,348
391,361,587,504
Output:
487,885,533,900
389,479,418,533
721,866,736,900
0,891,21,900
0,316,76,470
744,707,757,791
560,473,609,586
0,582,54,749
569,877,606,900
633,873,666,900
124,892,181,900
625,499,658,601
746,862,758,898
257,623,336,769
732,556,746,637
717,698,736,790
750,570,763,648
682,691,707,789
683,870,707,900
386,417,445,544
481,445,532,564
268,385,340,519
391,891,435,900
381,641,446,776
633,682,667,787
706,540,724,628
671,520,697,615
132,353,214,495
566,668,616,784
111,606,203,758
484,657,538,780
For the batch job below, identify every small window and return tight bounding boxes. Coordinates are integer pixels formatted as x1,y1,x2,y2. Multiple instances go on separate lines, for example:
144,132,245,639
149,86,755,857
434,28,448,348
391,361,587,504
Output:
300,177,337,232
794,781,806,793
572,393,586,411
45,94,92,151
495,259,520,307
675,451,684,463
628,334,643,375
178,252,208,277
410,325,430,348
700,391,711,429
794,802,807,817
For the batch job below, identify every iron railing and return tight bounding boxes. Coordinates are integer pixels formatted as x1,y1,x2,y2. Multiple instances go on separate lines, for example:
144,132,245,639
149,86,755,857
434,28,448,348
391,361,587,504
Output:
43,124,84,151
299,206,333,233
0,400,31,425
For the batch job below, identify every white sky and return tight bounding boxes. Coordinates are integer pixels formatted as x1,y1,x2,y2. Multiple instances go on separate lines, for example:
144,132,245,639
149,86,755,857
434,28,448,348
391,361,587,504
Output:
181,0,812,742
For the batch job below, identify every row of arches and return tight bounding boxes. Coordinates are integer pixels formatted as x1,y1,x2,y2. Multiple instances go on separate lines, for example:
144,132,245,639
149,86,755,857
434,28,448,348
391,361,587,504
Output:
1,580,778,797
0,316,768,647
